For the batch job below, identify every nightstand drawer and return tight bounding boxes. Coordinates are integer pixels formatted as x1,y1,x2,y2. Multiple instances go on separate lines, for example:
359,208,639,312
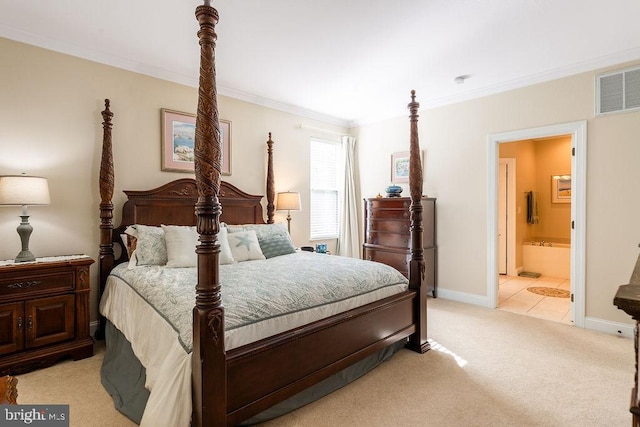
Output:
0,272,74,298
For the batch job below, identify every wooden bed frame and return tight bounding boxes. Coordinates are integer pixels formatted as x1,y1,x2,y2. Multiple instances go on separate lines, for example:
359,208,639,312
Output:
97,3,429,426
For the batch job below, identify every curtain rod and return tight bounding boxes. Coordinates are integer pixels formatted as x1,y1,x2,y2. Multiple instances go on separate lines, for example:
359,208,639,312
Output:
297,123,348,137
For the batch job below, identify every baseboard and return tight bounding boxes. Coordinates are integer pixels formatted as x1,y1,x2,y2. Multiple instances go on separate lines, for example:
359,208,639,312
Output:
436,288,491,307
584,316,634,338
436,288,635,338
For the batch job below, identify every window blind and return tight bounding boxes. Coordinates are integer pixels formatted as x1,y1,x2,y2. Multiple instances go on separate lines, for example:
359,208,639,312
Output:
310,139,341,239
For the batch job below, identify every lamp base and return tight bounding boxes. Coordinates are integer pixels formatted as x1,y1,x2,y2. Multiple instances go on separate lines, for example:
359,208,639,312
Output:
15,214,35,263
15,250,36,263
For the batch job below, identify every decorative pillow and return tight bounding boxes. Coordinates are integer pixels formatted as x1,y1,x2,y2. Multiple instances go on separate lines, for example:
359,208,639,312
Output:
119,233,135,259
227,223,295,258
162,225,198,268
123,227,138,257
227,230,265,262
162,225,236,267
126,225,167,266
217,227,235,265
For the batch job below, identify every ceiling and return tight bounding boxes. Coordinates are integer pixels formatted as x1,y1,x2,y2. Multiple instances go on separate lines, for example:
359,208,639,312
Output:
2,0,640,126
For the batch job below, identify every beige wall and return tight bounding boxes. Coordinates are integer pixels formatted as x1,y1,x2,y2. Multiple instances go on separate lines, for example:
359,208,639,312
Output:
0,38,346,323
355,62,640,325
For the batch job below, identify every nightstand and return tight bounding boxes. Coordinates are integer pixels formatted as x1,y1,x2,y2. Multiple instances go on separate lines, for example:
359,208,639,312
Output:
0,255,94,375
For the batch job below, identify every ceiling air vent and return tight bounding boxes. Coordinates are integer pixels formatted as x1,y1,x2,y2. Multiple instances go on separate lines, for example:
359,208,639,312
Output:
596,66,640,115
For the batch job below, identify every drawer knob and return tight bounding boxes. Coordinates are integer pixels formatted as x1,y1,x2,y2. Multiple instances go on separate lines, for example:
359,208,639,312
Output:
17,316,23,332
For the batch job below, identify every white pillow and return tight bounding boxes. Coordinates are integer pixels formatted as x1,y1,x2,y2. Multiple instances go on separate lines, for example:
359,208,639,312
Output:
162,225,235,267
218,227,235,265
227,229,265,262
162,225,198,268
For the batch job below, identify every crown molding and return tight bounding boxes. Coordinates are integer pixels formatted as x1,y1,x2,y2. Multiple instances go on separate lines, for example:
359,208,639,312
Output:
351,45,640,127
3,23,639,130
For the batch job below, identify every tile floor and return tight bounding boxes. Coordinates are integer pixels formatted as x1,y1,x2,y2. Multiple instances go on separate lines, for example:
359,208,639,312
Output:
497,275,572,324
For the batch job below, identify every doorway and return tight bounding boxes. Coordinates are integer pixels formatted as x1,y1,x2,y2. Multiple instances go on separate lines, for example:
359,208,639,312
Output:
487,121,587,328
497,138,572,323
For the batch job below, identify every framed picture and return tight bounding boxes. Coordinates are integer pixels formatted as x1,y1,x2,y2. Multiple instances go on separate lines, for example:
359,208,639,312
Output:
551,174,571,203
391,151,423,183
161,108,231,175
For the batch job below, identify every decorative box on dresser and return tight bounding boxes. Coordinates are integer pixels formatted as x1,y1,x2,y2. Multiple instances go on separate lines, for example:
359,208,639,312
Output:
363,197,437,297
0,256,94,375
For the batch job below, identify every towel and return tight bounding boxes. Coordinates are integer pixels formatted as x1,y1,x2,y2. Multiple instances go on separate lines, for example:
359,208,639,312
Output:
526,191,539,225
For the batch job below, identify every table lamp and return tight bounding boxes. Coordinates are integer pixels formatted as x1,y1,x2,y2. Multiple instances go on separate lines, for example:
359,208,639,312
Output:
276,191,301,234
0,175,51,262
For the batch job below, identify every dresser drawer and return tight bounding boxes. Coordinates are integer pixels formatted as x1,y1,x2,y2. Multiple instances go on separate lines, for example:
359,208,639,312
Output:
364,247,409,276
0,272,74,299
365,231,410,248
366,198,411,210
367,208,410,220
367,219,410,234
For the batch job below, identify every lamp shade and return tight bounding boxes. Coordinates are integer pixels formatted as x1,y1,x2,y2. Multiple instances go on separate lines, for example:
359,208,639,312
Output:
0,175,51,206
276,191,301,211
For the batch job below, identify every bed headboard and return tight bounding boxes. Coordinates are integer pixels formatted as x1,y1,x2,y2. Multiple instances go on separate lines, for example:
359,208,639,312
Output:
110,178,265,264
118,178,264,228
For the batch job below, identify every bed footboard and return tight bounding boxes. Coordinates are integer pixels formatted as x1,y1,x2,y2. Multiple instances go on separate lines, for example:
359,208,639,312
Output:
226,291,416,425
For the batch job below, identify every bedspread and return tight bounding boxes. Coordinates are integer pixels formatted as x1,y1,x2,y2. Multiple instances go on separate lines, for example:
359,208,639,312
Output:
106,251,408,352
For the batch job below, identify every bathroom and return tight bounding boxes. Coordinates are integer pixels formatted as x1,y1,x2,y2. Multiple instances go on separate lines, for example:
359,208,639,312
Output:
497,135,572,322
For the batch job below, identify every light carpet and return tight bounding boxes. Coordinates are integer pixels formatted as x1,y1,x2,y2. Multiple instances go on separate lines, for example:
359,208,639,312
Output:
16,298,634,426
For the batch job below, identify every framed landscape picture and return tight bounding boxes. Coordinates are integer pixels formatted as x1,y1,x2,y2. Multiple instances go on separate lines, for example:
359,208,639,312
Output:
161,108,231,175
391,151,423,183
551,174,571,203
391,151,410,183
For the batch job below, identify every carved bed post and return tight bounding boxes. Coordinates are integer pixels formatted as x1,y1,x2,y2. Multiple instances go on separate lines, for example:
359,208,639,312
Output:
405,90,429,354
98,99,114,340
266,132,275,223
192,3,226,426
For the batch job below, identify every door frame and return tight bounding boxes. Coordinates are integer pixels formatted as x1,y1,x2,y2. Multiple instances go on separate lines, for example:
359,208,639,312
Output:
487,121,587,327
498,158,517,276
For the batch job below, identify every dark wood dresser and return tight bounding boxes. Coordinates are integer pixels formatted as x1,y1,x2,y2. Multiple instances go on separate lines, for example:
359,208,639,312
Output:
363,197,437,297
0,256,94,375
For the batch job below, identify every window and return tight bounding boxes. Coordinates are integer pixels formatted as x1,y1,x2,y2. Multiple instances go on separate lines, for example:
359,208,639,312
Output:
310,138,342,240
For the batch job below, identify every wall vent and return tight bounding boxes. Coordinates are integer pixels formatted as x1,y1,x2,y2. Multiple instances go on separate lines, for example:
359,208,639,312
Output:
596,66,640,115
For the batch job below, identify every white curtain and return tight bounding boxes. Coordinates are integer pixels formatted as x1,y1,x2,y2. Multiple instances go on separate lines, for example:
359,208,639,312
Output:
337,135,360,258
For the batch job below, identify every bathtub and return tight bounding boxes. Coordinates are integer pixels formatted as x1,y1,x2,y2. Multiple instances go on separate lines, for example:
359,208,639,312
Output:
521,241,570,279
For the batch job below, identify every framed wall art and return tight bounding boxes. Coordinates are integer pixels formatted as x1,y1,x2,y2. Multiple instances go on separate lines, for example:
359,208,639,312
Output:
161,108,231,175
391,150,423,183
551,174,571,203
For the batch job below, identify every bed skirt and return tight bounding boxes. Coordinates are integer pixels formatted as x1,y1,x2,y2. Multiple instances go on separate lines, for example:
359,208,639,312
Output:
101,320,406,425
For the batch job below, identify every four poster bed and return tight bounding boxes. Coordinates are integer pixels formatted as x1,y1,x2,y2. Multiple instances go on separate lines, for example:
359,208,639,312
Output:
97,3,429,426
